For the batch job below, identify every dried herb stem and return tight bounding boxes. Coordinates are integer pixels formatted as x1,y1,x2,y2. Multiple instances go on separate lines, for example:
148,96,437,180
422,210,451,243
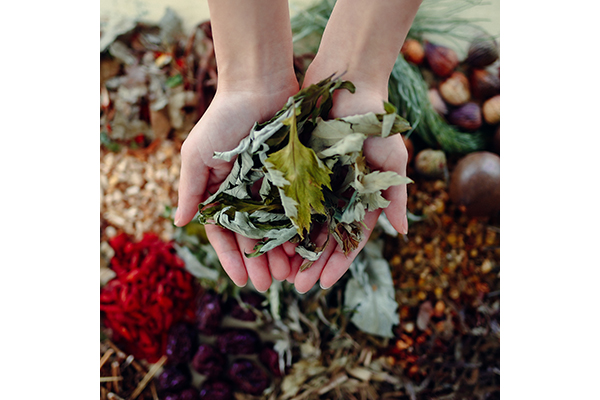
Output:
106,339,145,373
100,348,114,369
100,377,124,383
111,361,121,393
150,382,159,400
129,355,168,399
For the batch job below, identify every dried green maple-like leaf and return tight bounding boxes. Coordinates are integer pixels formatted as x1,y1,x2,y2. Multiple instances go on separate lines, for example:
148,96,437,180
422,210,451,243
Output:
265,106,332,238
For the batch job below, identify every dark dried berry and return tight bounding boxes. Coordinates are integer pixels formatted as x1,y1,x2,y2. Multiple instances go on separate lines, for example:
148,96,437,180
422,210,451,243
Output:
157,364,192,394
198,380,233,400
424,42,459,78
217,328,260,355
465,37,499,68
260,346,283,377
196,291,222,335
164,387,200,400
469,69,500,100
229,292,265,321
447,102,482,131
191,343,226,378
166,322,198,365
227,359,270,395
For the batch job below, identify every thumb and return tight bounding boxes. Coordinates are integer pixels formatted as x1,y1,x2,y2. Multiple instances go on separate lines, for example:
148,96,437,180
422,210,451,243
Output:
175,141,210,227
363,134,409,234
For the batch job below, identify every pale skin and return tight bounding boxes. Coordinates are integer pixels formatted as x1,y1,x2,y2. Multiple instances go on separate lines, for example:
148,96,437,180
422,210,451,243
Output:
175,0,423,293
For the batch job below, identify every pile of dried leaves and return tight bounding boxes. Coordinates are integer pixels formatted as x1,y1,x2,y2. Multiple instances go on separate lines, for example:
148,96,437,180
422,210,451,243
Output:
100,8,499,400
197,76,412,267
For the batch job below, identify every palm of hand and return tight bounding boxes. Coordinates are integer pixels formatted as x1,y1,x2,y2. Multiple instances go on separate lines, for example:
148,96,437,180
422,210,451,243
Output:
177,88,298,292
288,88,409,293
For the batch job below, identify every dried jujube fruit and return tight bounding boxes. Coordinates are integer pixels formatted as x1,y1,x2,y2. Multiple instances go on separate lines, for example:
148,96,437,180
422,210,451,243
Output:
449,151,500,217
424,42,459,78
229,292,265,321
260,346,283,377
465,37,499,68
157,364,192,394
469,69,500,100
482,95,500,125
439,72,470,106
166,322,198,365
401,38,425,65
198,380,233,400
217,328,261,355
447,102,482,131
164,387,200,400
191,343,226,378
196,291,222,335
227,359,271,395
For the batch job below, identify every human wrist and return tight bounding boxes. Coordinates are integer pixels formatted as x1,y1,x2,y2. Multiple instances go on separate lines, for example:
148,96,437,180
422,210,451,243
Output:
208,0,297,93
304,54,389,99
305,0,422,96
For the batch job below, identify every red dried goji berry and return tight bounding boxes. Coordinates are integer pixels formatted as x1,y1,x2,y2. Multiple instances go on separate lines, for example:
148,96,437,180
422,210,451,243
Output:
117,325,133,341
159,296,173,309
125,269,141,282
100,292,115,303
140,253,157,271
109,233,128,252
130,252,140,270
164,312,173,331
166,270,176,283
173,255,185,268
124,242,135,254
120,285,129,304
100,304,123,313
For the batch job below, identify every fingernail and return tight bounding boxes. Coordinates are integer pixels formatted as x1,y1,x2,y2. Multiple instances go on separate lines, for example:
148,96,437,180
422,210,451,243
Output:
174,208,181,226
400,214,409,235
320,282,331,290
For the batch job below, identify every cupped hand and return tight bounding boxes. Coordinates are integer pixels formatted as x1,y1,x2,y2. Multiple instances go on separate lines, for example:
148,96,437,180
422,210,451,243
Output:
288,80,410,293
175,86,298,292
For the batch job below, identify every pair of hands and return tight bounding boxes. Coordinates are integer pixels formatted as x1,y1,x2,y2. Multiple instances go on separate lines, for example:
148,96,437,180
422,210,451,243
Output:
174,72,409,293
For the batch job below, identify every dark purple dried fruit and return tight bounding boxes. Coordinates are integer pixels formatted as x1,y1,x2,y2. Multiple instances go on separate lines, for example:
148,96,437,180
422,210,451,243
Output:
227,359,270,395
191,343,226,378
229,292,265,321
465,37,499,68
196,291,223,335
164,387,200,400
166,322,198,365
447,102,482,131
469,69,500,100
198,380,233,400
157,364,192,394
260,346,283,377
216,328,261,355
424,42,459,78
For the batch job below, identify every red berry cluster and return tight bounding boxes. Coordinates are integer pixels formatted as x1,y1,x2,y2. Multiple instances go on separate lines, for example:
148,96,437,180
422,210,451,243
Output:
100,232,198,363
